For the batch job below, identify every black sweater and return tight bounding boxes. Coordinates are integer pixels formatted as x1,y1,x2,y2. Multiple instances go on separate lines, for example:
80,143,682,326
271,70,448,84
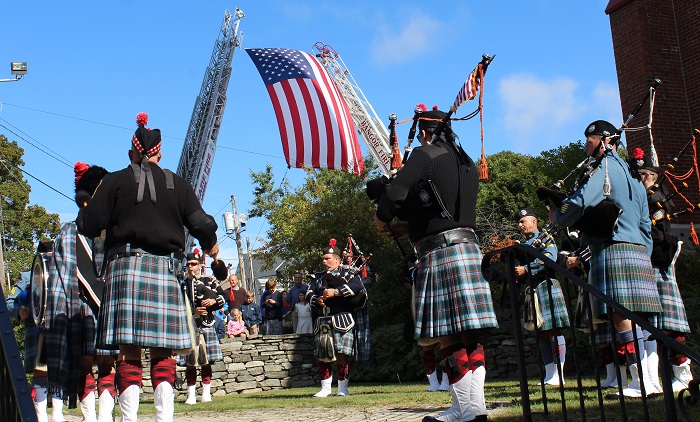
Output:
376,137,478,242
77,164,217,255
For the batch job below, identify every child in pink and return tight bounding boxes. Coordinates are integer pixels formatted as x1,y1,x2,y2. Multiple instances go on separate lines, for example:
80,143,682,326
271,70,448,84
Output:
226,308,248,339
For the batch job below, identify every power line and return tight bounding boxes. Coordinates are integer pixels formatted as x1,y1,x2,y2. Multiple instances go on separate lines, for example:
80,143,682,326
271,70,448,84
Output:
0,120,72,167
2,103,286,159
0,158,72,201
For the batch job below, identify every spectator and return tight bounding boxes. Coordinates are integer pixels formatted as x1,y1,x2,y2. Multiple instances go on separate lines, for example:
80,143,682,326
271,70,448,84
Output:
294,292,313,334
262,278,284,335
286,272,308,332
241,291,262,336
285,272,309,307
224,274,247,312
226,309,249,339
214,310,226,341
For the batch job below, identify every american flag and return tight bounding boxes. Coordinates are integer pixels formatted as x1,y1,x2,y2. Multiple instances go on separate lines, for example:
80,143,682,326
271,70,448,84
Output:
246,48,364,175
452,63,481,111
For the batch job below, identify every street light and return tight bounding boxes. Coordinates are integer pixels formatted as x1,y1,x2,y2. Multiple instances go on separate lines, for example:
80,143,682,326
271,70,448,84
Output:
1,62,27,82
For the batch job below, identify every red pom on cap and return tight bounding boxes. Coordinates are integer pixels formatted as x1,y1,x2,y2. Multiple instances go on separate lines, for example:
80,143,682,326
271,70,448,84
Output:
329,238,336,248
432,105,439,110
136,112,149,127
416,103,428,112
633,148,644,160
74,162,90,185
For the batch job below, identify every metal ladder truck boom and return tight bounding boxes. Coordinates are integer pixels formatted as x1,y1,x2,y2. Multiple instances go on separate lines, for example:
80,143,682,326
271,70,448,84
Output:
177,7,245,251
312,42,392,176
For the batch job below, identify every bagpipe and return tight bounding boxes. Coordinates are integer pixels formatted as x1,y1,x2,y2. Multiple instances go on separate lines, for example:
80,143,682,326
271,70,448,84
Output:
310,236,371,309
536,78,662,240
640,130,700,233
366,53,495,205
366,54,495,276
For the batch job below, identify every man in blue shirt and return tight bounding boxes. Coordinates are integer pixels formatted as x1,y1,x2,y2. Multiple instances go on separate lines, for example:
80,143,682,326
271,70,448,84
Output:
550,120,662,397
515,208,570,386
285,272,308,332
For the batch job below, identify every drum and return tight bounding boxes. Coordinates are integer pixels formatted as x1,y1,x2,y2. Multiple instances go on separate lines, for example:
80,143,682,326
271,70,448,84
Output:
30,249,52,327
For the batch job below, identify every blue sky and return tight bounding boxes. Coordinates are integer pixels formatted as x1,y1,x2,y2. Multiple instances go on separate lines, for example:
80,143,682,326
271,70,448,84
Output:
0,0,621,266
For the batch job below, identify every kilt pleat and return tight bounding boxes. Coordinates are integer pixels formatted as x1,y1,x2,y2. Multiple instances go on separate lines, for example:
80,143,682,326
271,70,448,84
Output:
200,326,223,362
535,278,571,331
589,242,661,319
413,242,498,339
97,255,190,350
332,328,355,356
648,266,690,333
593,320,615,345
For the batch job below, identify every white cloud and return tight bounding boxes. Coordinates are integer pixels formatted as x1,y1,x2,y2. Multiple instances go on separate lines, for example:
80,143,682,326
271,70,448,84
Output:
371,14,444,66
498,73,582,143
591,81,623,125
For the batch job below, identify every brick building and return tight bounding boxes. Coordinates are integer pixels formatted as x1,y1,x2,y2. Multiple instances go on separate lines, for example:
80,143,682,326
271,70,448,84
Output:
606,0,700,240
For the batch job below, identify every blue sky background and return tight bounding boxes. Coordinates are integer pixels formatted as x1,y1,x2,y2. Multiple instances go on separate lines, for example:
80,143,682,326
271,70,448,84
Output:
0,0,622,266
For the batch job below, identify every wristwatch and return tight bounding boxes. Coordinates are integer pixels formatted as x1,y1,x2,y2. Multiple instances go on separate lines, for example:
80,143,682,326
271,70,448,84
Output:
334,289,340,297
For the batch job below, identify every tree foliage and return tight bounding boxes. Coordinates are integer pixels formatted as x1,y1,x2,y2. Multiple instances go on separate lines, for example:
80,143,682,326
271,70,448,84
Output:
248,160,410,326
0,134,61,281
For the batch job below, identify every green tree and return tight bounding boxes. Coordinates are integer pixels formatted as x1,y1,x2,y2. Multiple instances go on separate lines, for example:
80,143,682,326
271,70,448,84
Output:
248,160,409,326
0,134,61,281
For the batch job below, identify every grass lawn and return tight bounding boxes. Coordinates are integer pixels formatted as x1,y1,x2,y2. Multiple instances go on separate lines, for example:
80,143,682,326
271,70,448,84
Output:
58,378,700,421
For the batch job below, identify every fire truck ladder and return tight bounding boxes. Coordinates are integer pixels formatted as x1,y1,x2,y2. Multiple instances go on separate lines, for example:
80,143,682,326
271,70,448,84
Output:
177,7,244,199
312,42,392,176
177,7,245,251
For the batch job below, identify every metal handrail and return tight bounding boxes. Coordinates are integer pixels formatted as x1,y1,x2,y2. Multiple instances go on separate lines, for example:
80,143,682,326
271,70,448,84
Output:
482,243,700,422
0,293,37,421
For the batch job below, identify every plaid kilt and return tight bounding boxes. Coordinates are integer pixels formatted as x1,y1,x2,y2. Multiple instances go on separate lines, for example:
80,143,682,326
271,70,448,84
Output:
332,327,355,356
593,320,615,345
200,326,223,362
589,242,662,319
413,242,498,339
23,323,42,373
535,278,570,331
97,255,191,350
648,266,690,333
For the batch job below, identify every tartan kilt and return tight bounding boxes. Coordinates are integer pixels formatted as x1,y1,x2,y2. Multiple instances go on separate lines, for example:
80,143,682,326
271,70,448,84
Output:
23,323,42,373
535,278,571,331
332,327,355,356
413,242,498,339
79,300,113,357
96,255,191,350
589,242,662,319
593,320,615,345
648,266,690,333
200,326,222,363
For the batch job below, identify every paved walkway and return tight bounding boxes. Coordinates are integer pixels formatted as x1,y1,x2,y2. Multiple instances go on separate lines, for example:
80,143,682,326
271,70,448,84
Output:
61,406,450,421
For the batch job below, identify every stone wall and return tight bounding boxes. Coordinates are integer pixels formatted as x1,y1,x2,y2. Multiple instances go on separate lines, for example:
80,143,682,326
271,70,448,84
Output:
140,334,317,400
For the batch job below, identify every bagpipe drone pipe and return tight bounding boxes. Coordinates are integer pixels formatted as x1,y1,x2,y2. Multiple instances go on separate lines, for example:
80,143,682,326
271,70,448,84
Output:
633,128,700,254
535,78,662,240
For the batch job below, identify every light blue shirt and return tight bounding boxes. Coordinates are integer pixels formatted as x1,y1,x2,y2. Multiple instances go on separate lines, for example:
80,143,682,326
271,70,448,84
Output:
553,150,652,254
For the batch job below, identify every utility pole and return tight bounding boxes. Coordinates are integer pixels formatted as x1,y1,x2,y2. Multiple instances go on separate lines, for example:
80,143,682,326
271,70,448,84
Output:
230,195,247,290
0,234,6,297
246,236,254,295
0,197,7,296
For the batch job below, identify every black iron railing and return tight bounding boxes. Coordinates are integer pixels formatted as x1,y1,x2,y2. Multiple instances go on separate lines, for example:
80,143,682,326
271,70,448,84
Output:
0,294,37,422
482,243,700,422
